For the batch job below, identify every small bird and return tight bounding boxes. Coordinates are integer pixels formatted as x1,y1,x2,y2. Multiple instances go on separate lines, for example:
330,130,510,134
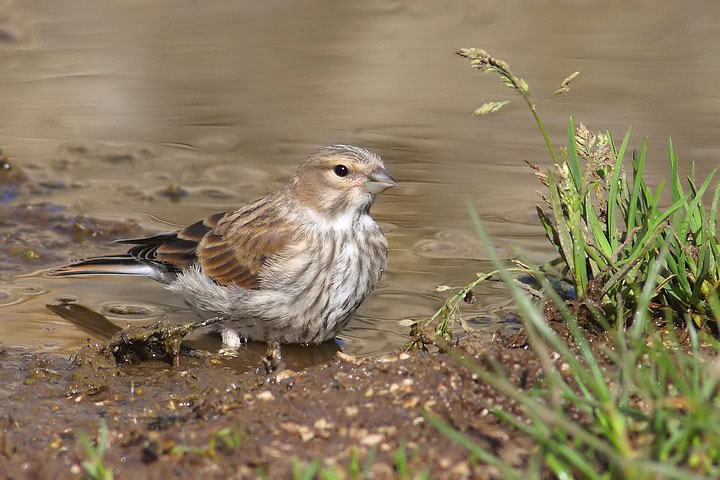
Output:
51,145,397,346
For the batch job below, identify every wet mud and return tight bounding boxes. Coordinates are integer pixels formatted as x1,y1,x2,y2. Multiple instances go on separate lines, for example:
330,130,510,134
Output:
0,330,551,480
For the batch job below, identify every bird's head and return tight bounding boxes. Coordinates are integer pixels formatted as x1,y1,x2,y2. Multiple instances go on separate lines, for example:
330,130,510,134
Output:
289,145,397,220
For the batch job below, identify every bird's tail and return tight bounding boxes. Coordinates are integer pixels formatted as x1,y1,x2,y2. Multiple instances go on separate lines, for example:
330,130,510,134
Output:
49,256,165,280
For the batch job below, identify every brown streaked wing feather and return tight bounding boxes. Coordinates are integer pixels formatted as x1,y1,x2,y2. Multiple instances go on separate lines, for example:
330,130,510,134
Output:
152,212,227,270
196,214,292,289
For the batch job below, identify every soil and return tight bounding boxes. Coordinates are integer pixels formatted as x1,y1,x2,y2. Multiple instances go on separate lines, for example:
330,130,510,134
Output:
0,331,551,480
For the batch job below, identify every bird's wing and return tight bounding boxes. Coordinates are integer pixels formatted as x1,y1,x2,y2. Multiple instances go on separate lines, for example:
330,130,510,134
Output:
117,201,294,289
193,209,292,289
115,211,226,271
154,212,227,269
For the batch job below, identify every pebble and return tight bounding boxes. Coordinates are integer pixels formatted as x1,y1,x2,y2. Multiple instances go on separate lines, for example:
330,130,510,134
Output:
256,391,275,402
360,433,383,447
336,352,358,363
275,369,296,382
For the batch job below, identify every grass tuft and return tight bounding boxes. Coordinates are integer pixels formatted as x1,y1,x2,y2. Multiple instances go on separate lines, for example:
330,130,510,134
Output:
415,48,720,478
410,48,720,350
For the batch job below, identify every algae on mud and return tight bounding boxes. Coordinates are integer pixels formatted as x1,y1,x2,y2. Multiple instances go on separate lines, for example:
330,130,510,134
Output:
0,202,146,280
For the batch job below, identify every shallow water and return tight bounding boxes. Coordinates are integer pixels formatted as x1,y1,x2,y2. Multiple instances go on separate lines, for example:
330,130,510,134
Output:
1,1,720,358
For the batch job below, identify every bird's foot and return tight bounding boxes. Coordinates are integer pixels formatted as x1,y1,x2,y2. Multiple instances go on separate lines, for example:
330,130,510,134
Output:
217,347,240,358
261,340,286,380
220,327,246,349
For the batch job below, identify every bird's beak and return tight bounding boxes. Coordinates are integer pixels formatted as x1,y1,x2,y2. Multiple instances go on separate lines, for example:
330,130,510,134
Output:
364,167,398,194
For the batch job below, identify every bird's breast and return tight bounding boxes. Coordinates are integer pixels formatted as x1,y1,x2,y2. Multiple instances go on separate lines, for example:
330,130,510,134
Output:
252,221,387,337
190,219,389,344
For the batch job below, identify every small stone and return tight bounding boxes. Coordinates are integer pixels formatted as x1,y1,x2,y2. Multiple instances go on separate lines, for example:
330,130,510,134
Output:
451,461,471,478
280,422,314,442
275,369,296,382
360,433,384,447
336,352,358,363
313,418,334,437
344,406,359,417
313,418,334,430
256,391,275,402
402,397,419,409
377,355,398,363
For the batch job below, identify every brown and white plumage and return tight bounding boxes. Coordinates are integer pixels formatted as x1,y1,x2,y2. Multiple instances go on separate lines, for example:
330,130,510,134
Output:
51,145,397,345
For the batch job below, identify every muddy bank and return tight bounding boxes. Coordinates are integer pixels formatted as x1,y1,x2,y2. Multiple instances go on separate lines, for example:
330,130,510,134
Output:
0,331,546,480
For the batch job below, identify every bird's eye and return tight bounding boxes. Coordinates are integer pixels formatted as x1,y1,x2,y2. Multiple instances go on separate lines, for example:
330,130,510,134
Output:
333,164,349,177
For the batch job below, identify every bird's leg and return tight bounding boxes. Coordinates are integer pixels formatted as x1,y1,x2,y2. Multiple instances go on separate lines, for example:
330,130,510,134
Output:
262,340,285,379
169,315,227,367
192,315,228,330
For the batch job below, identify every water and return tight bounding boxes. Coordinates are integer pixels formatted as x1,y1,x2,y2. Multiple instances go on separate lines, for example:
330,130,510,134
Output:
1,0,719,357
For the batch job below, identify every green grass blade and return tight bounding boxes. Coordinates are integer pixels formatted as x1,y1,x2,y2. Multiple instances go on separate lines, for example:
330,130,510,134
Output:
637,193,690,247
585,196,612,260
669,138,683,203
689,245,711,307
421,412,522,480
537,206,561,248
601,226,663,297
650,180,666,223
547,171,576,275
572,223,588,294
607,128,631,251
627,140,647,233
495,410,603,480
630,239,670,338
680,170,716,240
710,179,720,235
